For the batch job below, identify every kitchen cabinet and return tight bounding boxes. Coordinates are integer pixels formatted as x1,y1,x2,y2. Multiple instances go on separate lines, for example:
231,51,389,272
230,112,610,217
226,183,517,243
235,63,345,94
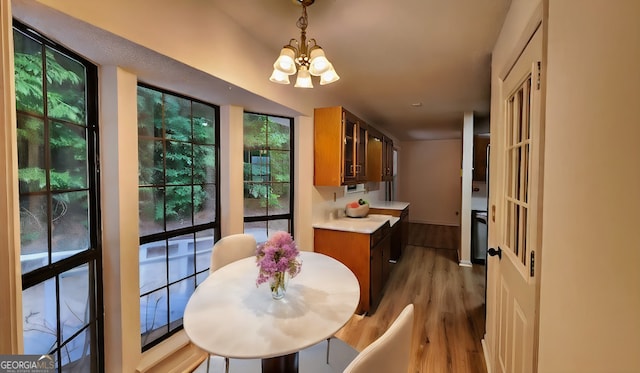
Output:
314,222,392,314
367,130,394,182
369,205,409,260
314,106,368,186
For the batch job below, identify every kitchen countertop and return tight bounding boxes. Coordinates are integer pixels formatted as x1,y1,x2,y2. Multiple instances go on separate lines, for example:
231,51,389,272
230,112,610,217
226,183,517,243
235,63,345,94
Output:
368,201,410,210
313,214,399,234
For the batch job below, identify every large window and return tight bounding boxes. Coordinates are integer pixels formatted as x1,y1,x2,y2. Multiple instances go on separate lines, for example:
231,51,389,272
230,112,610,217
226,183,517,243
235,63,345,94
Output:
243,113,293,242
137,84,220,350
14,21,103,372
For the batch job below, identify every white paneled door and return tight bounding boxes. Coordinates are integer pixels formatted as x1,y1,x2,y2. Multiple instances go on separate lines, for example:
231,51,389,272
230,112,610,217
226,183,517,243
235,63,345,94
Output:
489,26,543,373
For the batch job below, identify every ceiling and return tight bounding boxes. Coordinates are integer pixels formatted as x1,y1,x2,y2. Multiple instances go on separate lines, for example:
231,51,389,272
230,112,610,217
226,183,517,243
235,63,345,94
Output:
210,0,512,140
13,0,511,141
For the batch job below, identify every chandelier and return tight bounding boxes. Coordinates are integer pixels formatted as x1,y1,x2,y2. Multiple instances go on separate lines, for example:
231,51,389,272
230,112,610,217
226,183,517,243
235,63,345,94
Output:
269,0,340,88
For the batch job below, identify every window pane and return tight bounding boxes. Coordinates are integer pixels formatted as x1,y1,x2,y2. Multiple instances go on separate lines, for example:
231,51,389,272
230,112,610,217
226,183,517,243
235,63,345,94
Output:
140,240,168,294
60,264,89,342
139,187,164,236
195,230,214,273
17,114,45,193
192,102,215,144
140,288,168,346
164,95,191,142
166,141,192,185
270,183,291,215
169,277,195,329
52,191,90,263
168,234,195,283
20,194,49,273
194,184,216,226
196,272,208,286
267,116,291,150
50,121,87,190
46,47,86,125
60,326,92,372
244,182,268,217
243,113,265,149
138,139,164,186
165,186,193,231
13,30,44,115
269,150,290,182
193,145,215,184
137,86,163,137
244,221,267,244
268,220,291,237
23,278,58,355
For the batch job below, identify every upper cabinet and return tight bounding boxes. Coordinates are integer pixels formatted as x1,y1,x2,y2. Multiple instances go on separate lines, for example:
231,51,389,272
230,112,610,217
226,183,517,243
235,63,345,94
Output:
367,129,394,182
314,106,368,186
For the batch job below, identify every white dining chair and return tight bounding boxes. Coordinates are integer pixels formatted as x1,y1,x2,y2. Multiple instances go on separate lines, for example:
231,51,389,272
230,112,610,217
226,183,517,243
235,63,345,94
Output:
205,233,257,373
335,304,414,373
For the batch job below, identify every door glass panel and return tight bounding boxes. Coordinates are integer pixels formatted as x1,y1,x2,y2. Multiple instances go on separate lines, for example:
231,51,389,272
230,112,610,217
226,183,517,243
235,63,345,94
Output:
504,74,533,267
344,119,355,178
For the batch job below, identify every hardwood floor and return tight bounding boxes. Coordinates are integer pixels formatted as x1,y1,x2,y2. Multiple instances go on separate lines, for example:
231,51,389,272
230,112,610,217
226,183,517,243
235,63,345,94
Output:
334,223,487,373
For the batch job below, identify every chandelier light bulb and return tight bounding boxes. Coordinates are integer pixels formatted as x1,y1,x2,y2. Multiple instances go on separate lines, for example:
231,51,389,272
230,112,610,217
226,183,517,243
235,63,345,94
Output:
319,64,340,85
269,69,291,84
273,48,297,75
309,48,331,76
294,66,314,88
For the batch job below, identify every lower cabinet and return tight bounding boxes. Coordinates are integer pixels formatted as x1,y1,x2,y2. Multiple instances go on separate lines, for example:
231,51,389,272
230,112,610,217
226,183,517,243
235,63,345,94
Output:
314,223,392,314
369,206,410,260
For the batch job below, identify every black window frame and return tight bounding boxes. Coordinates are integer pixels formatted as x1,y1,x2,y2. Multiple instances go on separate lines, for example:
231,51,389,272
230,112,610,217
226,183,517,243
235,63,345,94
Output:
243,112,295,239
13,19,104,373
137,83,221,351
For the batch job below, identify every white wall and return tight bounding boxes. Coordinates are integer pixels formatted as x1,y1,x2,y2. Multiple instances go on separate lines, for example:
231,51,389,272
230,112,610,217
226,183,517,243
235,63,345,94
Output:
398,139,462,226
538,1,640,371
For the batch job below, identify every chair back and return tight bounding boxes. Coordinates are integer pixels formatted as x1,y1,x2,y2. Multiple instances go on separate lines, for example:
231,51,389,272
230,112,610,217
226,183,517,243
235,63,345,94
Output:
343,304,414,373
210,234,257,273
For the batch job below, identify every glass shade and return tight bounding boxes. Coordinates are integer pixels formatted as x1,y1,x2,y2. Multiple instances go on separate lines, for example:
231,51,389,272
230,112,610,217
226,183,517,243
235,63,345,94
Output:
294,66,313,88
273,48,297,75
319,64,340,85
270,69,291,84
309,48,331,76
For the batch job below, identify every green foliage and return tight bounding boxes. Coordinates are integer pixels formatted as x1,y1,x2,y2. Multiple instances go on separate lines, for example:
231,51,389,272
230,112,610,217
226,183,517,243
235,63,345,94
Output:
14,31,88,244
137,87,217,226
243,114,291,209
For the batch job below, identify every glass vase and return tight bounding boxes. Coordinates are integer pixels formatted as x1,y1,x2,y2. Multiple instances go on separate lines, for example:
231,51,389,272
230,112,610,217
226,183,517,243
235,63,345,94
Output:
270,271,288,300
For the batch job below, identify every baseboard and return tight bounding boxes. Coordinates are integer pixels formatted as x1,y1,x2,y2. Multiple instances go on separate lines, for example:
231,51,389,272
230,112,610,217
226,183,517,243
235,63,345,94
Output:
459,260,472,267
481,337,492,373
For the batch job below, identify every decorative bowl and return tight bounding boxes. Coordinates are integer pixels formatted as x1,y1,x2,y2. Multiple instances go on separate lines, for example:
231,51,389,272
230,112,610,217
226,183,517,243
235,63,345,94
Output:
345,203,369,218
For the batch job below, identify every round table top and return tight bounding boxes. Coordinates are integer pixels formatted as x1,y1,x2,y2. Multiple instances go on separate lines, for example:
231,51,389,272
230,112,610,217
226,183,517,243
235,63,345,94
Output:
183,251,360,359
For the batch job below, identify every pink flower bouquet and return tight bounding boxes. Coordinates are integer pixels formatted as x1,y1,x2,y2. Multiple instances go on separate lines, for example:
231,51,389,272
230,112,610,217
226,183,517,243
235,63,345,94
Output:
256,231,302,298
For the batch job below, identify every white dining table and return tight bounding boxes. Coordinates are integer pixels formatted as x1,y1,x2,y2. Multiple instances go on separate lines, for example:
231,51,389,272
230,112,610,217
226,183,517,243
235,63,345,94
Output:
183,251,360,373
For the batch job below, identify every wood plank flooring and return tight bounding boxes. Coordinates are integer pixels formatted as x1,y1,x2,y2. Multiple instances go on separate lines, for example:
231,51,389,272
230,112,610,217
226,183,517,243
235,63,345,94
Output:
334,223,486,373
